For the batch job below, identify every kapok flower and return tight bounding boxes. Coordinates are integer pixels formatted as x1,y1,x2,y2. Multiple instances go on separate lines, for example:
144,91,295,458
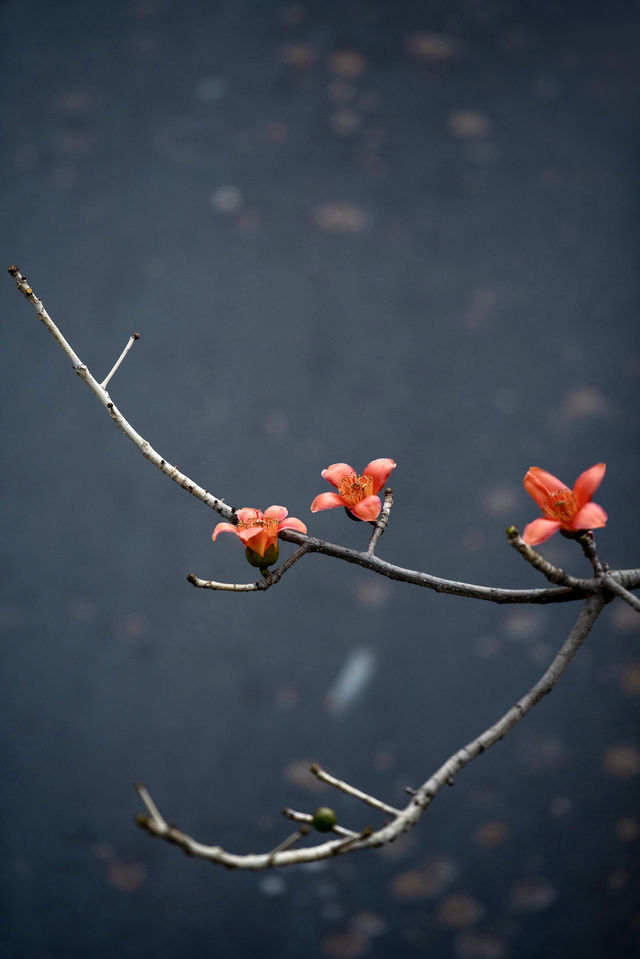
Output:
213,506,307,566
310,459,396,521
522,463,607,546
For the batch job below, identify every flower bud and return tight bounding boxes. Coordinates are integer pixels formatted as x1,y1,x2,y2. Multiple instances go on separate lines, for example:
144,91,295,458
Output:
311,806,337,832
245,543,280,568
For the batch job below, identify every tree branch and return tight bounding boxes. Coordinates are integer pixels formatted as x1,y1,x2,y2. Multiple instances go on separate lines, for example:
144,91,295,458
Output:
8,265,235,522
135,594,605,868
10,264,640,605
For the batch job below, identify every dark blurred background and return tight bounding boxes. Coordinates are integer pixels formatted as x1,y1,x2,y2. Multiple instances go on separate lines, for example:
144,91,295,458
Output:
1,1,639,957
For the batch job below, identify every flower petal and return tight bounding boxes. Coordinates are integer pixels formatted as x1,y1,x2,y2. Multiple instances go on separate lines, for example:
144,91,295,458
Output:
212,522,240,541
237,527,270,556
350,495,382,521
321,463,355,488
571,502,607,531
278,516,307,534
363,458,397,494
236,507,262,525
572,463,606,507
523,467,568,509
264,505,288,522
521,518,561,545
311,492,345,512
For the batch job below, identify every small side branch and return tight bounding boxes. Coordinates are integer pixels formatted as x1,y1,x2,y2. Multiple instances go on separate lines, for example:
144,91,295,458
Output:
281,807,357,839
100,333,140,389
366,488,393,555
506,527,583,587
187,544,310,591
310,764,402,817
8,265,235,522
603,575,640,613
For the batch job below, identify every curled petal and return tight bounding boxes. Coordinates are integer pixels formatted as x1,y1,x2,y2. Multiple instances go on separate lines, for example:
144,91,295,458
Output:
521,518,561,546
311,492,346,512
349,495,382,521
321,463,355,488
573,463,606,507
264,505,288,522
363,458,397,494
523,467,567,509
212,522,240,541
279,517,307,534
571,502,607,531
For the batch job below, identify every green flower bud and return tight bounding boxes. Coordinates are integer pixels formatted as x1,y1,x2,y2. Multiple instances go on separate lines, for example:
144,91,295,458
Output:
311,806,337,832
245,542,279,568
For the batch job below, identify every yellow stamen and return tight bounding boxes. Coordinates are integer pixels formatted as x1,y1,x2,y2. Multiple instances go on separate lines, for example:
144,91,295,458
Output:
337,472,373,508
544,489,578,524
238,515,279,537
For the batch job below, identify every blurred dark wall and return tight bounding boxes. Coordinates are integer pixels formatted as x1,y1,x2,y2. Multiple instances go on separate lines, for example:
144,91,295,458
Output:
1,1,639,957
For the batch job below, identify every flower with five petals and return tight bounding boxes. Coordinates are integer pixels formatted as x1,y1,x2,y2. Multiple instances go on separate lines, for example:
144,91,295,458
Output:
522,463,607,546
310,459,397,521
213,506,307,567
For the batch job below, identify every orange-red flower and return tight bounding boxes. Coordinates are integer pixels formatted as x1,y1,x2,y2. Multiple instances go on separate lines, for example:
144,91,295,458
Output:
522,463,607,546
213,506,307,560
310,459,396,521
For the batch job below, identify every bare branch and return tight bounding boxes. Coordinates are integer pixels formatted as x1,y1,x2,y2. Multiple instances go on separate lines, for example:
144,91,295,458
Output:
578,530,606,578
603,574,640,613
8,265,235,522
187,574,264,592
135,594,605,868
100,332,140,389
506,527,584,588
12,264,640,605
281,807,357,839
310,764,402,817
366,488,393,555
187,544,310,591
266,828,310,858
10,265,640,613
279,529,610,603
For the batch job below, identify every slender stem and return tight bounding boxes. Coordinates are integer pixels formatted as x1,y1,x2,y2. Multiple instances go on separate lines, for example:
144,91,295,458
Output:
310,764,402,817
100,333,140,389
507,527,584,587
603,575,640,612
366,489,393,555
281,807,356,838
135,782,167,830
267,829,309,857
188,544,310,591
8,266,235,522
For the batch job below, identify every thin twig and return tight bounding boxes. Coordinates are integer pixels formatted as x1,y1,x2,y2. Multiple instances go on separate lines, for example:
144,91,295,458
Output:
281,807,356,838
310,764,402,817
603,574,640,612
100,333,140,389
506,527,583,587
579,531,605,578
366,488,393,555
135,781,168,831
8,265,235,522
266,828,309,858
187,544,310,591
